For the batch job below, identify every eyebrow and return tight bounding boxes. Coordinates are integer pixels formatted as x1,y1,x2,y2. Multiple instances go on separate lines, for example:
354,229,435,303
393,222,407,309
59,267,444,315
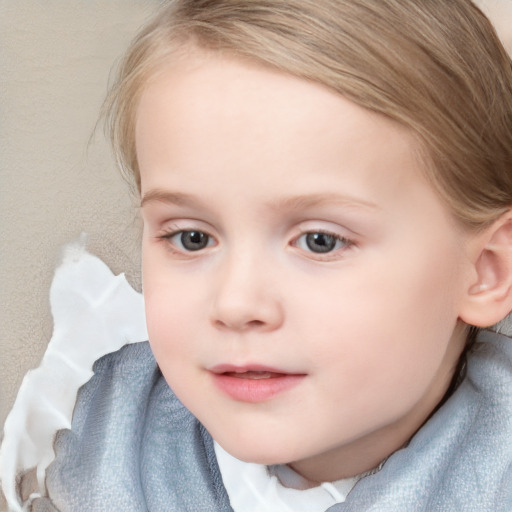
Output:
140,189,379,212
140,190,204,209
266,193,379,212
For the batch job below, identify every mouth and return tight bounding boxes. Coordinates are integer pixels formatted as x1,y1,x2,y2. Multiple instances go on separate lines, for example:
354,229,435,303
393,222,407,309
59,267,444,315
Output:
222,370,284,380
209,365,306,402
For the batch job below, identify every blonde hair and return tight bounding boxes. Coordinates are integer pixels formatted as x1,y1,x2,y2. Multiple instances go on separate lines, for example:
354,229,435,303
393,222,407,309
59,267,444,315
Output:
105,0,512,228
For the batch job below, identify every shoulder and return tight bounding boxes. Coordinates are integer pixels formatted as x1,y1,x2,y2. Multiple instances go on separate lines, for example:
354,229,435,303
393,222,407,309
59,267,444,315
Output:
59,341,164,441
88,340,157,383
45,342,190,510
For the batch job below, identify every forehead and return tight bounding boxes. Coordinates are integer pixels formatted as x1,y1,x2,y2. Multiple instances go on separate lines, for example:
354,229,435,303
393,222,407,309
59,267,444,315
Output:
135,47,443,222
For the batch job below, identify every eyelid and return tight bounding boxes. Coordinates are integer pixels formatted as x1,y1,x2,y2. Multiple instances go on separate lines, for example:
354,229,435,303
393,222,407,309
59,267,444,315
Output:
157,218,216,238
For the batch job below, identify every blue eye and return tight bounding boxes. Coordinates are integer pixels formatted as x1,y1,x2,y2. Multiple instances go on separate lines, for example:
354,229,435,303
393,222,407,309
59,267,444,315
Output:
170,230,213,251
297,232,348,254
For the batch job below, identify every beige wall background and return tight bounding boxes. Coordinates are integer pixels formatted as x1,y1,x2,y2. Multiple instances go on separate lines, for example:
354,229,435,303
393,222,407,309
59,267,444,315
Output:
1,0,511,429
0,1,157,428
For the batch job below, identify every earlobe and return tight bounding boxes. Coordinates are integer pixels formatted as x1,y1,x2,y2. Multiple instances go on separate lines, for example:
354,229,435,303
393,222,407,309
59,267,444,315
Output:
460,210,512,328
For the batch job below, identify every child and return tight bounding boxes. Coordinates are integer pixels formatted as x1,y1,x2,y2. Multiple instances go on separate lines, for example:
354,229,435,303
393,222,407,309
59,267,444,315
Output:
2,0,512,510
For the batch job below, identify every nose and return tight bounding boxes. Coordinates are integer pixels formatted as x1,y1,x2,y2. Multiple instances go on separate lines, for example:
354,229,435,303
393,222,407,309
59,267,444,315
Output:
210,252,284,332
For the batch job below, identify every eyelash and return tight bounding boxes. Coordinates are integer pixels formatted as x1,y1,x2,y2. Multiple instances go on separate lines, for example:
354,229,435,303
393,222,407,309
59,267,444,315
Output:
157,227,354,259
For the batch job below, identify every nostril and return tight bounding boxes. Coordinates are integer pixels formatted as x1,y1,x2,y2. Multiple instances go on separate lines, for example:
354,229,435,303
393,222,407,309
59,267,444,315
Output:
247,320,265,328
214,318,265,330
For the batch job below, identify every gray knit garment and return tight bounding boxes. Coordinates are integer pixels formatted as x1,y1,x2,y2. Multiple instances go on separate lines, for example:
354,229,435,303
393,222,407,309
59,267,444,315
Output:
35,330,512,511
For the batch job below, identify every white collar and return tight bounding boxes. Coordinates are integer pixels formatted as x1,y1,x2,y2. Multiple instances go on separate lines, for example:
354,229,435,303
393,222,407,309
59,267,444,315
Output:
214,442,359,512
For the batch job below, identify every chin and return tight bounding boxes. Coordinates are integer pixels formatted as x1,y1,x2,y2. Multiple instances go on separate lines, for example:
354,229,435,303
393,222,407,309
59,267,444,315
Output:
214,435,300,466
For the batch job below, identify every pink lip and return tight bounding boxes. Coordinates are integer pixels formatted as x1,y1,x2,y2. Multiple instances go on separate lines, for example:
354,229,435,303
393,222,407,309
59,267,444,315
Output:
209,364,306,403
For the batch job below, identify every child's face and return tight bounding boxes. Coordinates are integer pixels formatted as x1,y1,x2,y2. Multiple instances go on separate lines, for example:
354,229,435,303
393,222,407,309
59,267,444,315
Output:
137,48,474,482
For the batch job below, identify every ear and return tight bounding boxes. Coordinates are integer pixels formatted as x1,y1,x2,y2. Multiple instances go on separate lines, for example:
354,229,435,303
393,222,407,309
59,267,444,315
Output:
459,210,512,328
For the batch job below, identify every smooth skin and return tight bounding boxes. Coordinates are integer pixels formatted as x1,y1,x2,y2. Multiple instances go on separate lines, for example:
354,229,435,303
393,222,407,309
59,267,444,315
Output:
136,47,505,484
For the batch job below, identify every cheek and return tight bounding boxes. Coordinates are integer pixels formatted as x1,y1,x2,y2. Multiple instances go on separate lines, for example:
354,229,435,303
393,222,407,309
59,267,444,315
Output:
142,254,200,361
143,285,206,406
144,286,198,349
302,249,461,378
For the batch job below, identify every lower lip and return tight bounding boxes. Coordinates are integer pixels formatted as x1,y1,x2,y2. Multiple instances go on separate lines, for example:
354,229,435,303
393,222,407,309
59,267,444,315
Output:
211,373,305,402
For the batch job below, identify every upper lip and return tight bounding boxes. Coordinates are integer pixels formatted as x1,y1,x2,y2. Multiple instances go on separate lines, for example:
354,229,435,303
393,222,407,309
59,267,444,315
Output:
209,364,302,375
